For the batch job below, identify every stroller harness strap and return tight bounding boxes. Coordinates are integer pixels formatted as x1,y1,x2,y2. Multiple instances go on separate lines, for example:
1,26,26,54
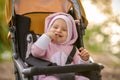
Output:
66,45,77,64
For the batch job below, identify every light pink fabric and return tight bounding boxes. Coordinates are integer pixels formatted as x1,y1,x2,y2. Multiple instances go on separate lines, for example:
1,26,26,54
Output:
31,12,90,80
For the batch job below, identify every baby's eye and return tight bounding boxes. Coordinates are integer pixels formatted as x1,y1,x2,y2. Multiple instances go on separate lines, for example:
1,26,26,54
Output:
62,28,67,31
53,26,58,29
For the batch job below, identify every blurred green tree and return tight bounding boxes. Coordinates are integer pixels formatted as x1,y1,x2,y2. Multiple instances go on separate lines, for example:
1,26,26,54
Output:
0,0,11,61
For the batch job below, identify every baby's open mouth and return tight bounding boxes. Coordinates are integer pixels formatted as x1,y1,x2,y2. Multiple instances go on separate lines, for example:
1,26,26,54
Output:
55,34,62,37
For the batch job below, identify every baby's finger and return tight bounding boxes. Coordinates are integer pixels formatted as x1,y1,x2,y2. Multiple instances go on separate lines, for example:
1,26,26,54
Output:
79,47,84,52
81,50,89,56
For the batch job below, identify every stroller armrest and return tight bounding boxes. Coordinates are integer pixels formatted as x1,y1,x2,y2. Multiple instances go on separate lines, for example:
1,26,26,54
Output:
22,63,104,76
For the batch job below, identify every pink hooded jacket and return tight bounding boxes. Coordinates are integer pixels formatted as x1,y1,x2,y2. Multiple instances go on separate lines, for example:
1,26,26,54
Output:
31,12,90,66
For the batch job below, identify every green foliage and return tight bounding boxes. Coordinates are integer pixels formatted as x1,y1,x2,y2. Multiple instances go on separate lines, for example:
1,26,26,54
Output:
0,0,12,61
83,25,106,53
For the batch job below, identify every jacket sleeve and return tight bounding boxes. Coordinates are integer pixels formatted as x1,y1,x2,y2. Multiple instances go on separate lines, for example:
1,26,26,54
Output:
31,34,51,58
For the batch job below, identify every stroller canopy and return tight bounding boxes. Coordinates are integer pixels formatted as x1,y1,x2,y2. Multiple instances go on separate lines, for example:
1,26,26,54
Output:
15,0,72,14
4,0,88,26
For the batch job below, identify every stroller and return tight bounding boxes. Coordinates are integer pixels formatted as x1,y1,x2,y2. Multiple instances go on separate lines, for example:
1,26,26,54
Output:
8,0,104,80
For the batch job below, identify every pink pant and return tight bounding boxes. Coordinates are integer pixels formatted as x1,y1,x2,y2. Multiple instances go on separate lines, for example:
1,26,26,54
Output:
38,75,58,80
35,75,89,80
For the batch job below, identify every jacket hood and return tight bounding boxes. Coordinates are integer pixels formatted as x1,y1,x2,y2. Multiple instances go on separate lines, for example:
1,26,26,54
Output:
45,12,78,45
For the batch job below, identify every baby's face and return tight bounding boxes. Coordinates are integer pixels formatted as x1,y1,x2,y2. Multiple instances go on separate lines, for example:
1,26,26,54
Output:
49,19,68,43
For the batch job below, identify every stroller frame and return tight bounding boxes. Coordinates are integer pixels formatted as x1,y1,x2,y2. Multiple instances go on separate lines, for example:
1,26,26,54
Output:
9,0,104,80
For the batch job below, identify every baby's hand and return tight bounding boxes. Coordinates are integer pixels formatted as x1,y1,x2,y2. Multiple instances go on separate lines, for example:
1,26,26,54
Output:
46,31,57,42
78,47,90,61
